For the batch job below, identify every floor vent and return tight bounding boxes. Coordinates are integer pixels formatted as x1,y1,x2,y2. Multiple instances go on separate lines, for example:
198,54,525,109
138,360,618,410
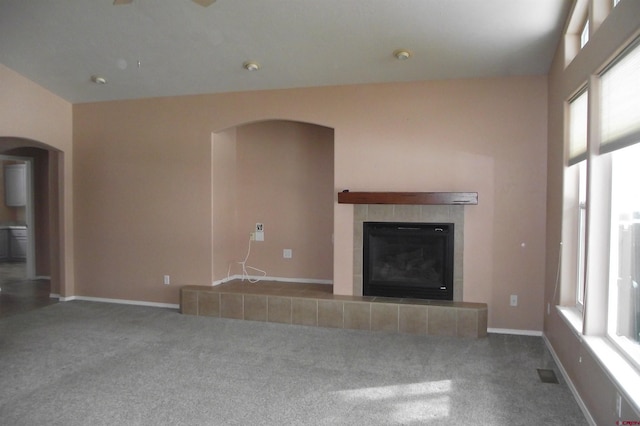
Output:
537,368,559,384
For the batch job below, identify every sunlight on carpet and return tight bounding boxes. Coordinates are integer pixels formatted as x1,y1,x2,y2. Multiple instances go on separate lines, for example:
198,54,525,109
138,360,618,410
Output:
334,380,452,422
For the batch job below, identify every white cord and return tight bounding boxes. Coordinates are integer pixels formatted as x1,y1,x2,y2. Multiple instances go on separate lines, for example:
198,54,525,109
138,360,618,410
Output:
552,241,562,305
238,234,266,284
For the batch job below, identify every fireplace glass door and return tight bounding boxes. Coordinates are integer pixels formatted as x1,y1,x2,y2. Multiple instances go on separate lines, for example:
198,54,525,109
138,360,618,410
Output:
363,222,454,300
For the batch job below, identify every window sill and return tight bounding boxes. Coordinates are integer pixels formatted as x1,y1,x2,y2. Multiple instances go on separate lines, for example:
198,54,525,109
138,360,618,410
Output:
557,306,640,414
557,305,584,337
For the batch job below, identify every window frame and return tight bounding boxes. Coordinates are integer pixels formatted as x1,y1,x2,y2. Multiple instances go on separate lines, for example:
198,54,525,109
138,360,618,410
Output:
580,19,590,49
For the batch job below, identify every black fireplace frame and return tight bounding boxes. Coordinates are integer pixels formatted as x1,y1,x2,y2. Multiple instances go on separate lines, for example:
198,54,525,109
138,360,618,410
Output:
363,222,454,300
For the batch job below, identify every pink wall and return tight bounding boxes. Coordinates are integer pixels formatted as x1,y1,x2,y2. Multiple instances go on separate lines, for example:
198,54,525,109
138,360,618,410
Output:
233,121,334,282
0,64,72,295
212,128,238,282
74,75,548,330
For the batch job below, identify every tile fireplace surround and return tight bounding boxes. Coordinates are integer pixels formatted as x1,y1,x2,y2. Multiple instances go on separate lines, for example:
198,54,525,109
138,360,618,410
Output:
352,204,464,301
181,193,486,338
180,281,487,338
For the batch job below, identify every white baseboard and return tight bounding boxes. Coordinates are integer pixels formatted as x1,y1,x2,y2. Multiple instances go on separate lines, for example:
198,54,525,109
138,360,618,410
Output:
50,293,60,299
213,275,333,286
542,333,596,426
487,327,543,336
58,295,179,310
35,275,51,280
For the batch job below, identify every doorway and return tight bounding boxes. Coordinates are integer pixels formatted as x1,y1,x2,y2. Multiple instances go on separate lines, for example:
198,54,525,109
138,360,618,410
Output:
0,140,60,317
0,155,35,280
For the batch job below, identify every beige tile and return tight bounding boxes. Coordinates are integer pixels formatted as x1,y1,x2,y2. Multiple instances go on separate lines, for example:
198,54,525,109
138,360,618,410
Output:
371,303,399,332
180,289,198,315
244,294,267,322
367,204,394,221
399,305,427,335
353,274,363,296
427,306,457,336
353,247,362,274
220,293,244,319
420,205,451,221
456,309,478,338
353,222,363,250
393,205,422,221
267,297,292,324
344,302,371,330
354,205,368,221
292,298,318,326
318,300,344,328
198,292,220,317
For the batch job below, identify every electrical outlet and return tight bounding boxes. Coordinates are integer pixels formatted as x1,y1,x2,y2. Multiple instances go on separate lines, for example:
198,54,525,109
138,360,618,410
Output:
255,223,264,241
283,249,292,259
163,275,170,285
250,232,255,241
510,294,518,307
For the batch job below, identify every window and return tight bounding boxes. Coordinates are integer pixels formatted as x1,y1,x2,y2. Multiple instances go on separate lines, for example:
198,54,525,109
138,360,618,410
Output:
569,90,588,165
576,161,587,310
600,39,640,366
608,145,640,366
600,40,640,153
580,20,589,49
567,89,588,309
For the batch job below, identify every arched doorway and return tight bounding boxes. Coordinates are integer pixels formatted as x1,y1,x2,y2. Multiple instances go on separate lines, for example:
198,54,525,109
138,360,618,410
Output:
0,137,63,316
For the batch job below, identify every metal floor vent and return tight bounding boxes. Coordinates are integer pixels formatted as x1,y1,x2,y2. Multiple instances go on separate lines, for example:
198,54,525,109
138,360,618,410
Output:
537,368,559,384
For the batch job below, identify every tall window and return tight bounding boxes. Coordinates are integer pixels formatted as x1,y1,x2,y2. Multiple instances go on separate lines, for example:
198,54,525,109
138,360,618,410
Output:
601,39,640,366
568,90,588,309
608,145,640,361
576,161,587,309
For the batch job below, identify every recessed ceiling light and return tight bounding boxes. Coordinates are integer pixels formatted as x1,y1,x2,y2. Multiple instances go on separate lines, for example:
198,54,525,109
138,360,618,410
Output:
393,49,412,60
91,75,107,84
243,61,261,71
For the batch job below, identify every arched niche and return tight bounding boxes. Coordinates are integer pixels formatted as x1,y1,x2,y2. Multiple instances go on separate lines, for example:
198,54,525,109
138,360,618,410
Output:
211,120,335,286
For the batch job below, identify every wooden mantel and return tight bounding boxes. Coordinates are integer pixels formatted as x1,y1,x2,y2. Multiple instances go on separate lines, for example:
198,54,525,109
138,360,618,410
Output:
337,191,478,205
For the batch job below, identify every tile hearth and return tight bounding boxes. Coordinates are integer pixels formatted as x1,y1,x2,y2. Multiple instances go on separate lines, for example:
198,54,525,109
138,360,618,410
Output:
180,280,487,338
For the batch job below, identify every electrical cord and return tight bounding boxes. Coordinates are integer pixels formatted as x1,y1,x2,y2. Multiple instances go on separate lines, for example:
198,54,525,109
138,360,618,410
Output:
237,234,266,283
552,241,562,306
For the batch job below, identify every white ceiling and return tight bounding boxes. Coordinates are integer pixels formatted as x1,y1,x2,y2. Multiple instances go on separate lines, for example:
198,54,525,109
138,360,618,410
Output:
0,0,572,104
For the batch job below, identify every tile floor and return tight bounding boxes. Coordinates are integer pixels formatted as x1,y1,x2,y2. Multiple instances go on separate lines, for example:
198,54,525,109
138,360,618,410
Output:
0,262,56,318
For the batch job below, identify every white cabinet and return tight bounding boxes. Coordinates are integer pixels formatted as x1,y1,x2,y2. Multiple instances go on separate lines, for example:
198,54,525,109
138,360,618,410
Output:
4,163,27,207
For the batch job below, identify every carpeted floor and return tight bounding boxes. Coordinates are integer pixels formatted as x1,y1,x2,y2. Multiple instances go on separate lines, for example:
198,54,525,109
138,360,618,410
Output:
0,301,586,425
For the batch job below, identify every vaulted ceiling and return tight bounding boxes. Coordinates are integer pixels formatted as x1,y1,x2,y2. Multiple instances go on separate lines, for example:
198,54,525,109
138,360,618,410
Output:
0,0,572,103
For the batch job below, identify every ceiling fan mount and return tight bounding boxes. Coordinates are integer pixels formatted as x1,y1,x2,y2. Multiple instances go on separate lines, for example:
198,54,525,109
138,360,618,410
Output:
113,0,216,6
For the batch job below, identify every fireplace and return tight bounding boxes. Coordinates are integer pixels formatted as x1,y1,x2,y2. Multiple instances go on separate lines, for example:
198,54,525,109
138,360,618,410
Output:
363,222,454,300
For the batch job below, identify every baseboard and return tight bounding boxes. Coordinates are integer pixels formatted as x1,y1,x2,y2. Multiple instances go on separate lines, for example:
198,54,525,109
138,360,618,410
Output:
50,293,60,299
487,328,543,336
58,295,179,310
542,333,596,426
35,275,51,280
213,275,333,286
